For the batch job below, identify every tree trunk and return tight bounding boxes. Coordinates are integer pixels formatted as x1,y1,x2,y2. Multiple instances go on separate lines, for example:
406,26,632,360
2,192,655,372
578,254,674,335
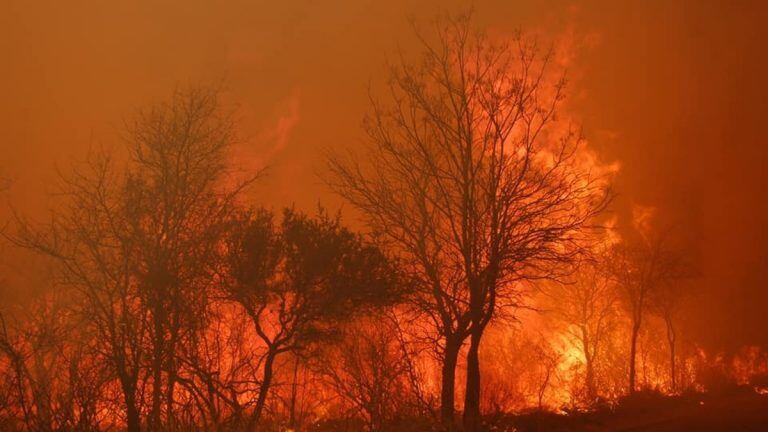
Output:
538,370,551,410
463,329,483,432
585,359,596,402
150,299,167,431
150,333,164,430
166,366,176,431
117,367,141,432
288,356,299,429
628,322,640,394
252,350,277,428
666,317,677,393
440,339,461,430
125,390,141,432
166,322,180,431
581,328,596,402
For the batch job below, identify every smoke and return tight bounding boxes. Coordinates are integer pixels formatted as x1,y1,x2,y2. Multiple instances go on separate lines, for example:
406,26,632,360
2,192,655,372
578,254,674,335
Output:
631,204,657,240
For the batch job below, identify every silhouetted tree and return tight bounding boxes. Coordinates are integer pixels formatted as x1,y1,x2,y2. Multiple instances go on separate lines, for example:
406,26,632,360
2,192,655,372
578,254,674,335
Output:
317,316,412,432
122,87,253,430
544,258,616,402
222,208,400,428
0,292,107,431
13,150,148,432
12,87,255,431
649,247,694,393
326,12,610,430
171,302,257,429
610,229,689,395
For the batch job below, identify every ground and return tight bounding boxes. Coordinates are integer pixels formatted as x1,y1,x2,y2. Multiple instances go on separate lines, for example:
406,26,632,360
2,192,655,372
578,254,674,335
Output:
310,387,768,431
493,388,768,432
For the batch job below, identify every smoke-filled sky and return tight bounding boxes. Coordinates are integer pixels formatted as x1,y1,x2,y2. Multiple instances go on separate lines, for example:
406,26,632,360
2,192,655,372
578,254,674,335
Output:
1,0,766,352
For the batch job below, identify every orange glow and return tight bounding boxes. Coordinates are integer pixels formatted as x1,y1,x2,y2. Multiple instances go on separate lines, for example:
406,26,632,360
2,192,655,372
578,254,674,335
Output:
1,2,767,431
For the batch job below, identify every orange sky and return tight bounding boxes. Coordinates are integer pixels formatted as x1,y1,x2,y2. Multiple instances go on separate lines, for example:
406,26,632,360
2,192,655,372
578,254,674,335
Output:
1,0,767,351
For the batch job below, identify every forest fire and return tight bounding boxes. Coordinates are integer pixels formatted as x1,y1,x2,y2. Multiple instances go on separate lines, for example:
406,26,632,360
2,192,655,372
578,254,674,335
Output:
1,2,768,432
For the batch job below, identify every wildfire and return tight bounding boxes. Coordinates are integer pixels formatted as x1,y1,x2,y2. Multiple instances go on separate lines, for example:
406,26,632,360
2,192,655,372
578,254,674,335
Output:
1,6,765,432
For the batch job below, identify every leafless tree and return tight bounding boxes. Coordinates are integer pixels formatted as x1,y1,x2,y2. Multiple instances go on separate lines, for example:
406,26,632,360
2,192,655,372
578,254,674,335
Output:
317,317,412,432
11,87,255,431
480,329,561,412
12,150,149,432
122,86,254,430
173,303,257,430
609,229,689,395
326,12,610,430
544,258,617,402
649,249,694,393
0,291,108,431
388,310,438,418
531,339,561,411
269,354,323,431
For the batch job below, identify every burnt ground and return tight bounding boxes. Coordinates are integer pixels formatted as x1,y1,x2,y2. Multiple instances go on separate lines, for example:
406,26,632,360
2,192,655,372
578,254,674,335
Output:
312,387,768,431
494,388,768,432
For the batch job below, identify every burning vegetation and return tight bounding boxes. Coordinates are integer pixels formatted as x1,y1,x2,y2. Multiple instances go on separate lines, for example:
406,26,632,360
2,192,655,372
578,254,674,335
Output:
0,10,767,432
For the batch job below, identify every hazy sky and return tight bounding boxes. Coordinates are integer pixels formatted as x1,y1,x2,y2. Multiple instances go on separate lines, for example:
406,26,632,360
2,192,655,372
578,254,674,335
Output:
1,0,766,351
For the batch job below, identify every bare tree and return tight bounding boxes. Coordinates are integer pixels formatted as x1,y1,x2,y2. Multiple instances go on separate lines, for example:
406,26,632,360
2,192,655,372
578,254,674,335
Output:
544,258,616,402
11,87,254,431
326,12,610,430
122,87,253,430
0,291,108,432
480,329,561,412
12,150,149,432
317,317,412,432
173,303,256,429
531,339,561,411
270,354,322,431
649,248,694,393
610,229,689,395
